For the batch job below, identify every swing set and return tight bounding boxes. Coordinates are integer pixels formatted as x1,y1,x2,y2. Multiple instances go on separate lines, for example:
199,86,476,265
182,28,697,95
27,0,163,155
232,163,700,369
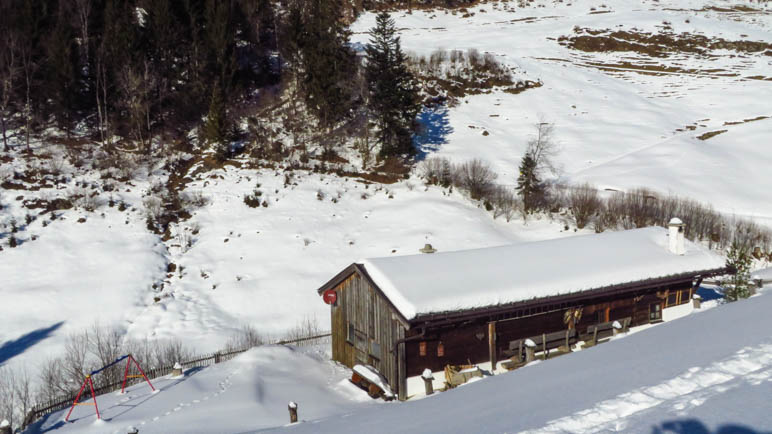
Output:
65,354,155,422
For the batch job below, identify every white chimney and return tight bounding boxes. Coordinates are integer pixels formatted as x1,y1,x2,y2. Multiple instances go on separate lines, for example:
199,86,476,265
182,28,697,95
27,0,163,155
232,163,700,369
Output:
668,217,686,255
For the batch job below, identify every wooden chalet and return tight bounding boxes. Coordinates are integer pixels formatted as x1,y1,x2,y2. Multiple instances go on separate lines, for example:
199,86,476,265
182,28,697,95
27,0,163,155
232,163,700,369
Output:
316,220,730,400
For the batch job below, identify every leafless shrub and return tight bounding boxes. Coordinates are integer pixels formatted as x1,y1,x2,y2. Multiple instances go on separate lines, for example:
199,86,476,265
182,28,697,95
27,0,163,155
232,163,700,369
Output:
419,156,453,187
90,324,124,384
143,195,163,220
181,190,209,209
0,365,33,431
568,183,602,229
225,325,266,352
152,339,193,368
488,185,518,221
281,316,323,346
72,187,99,212
454,159,497,200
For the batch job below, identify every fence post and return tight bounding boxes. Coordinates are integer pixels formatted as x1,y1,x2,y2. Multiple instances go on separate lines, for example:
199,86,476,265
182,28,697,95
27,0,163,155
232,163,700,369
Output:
612,321,622,337
692,294,702,309
525,339,536,363
488,321,497,371
542,333,547,360
215,351,221,364
1,419,12,434
172,362,183,377
288,401,298,423
422,369,434,396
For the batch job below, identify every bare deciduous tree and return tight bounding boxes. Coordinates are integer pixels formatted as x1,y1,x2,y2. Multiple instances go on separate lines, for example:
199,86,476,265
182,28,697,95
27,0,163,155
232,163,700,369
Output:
526,120,560,176
0,31,18,152
568,183,602,229
455,159,497,200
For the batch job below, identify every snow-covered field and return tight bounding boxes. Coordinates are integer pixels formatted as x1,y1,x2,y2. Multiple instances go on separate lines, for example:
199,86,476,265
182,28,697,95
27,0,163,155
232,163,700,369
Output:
268,289,772,434
2,0,772,423
351,0,772,220
25,345,378,434
25,288,772,434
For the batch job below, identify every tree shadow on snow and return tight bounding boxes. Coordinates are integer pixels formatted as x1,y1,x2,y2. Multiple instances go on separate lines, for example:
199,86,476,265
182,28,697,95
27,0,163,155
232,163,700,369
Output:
0,321,64,365
413,105,453,161
652,418,771,434
696,285,725,302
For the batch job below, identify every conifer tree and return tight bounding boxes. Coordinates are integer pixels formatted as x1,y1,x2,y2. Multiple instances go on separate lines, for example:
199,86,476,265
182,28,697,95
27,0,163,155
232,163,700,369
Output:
516,152,543,215
365,12,420,158
725,243,753,301
301,0,355,130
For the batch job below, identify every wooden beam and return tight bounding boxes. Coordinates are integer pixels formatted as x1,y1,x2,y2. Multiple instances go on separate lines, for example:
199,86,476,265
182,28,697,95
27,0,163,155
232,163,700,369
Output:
488,321,497,370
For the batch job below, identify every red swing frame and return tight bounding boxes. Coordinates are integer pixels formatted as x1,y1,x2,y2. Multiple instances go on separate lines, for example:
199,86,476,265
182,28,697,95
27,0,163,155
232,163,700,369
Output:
65,354,155,422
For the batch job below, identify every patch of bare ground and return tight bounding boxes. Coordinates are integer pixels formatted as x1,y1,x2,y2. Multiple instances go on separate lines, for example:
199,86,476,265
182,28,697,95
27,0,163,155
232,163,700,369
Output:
560,28,772,58
697,130,728,140
408,48,541,104
581,60,738,77
724,115,770,126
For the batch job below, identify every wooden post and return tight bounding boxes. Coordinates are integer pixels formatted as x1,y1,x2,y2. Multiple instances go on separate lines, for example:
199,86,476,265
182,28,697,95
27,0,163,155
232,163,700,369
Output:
612,321,622,337
592,325,598,344
488,322,497,371
288,401,298,423
422,369,434,396
542,333,547,360
171,362,183,377
1,419,12,434
692,294,702,309
214,351,221,364
525,339,536,363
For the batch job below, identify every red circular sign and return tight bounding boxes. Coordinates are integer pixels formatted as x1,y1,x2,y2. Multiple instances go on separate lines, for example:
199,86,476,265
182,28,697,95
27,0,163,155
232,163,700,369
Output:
322,289,337,305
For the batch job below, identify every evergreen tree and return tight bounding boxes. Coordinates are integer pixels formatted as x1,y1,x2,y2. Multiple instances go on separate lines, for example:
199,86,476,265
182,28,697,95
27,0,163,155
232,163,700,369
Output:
365,12,420,158
204,84,229,154
301,0,355,129
725,243,753,301
516,152,544,215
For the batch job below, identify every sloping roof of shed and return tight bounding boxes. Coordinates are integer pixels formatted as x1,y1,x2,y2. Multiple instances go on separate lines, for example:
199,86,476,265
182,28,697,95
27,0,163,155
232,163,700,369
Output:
356,227,726,321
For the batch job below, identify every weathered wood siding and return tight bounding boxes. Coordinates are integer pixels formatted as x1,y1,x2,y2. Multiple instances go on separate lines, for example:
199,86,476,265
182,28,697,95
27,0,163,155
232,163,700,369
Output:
329,272,406,396
404,282,694,377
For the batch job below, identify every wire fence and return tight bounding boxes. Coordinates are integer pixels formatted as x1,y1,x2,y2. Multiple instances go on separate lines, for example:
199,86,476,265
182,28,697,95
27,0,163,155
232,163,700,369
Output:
22,333,331,429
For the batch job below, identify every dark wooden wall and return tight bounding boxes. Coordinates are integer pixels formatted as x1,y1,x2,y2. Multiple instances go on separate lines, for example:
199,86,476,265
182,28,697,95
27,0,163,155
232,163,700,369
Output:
404,282,694,377
329,272,407,397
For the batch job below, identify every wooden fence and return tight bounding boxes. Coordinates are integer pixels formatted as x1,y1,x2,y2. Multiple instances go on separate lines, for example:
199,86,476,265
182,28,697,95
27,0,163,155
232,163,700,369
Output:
21,333,331,429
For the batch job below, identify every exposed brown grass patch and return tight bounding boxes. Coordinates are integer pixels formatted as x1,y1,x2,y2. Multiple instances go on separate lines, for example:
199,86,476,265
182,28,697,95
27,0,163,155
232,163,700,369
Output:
560,28,772,58
697,130,728,140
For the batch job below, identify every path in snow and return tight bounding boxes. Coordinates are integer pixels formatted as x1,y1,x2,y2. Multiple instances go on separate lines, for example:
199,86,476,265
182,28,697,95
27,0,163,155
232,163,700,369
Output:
528,343,772,433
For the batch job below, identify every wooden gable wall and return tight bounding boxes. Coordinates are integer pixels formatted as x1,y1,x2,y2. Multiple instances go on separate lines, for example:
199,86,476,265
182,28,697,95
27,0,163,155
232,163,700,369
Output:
330,272,407,397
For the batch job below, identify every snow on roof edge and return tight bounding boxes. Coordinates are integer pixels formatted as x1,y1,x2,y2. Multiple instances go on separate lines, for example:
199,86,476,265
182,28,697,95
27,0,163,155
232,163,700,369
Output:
358,228,727,321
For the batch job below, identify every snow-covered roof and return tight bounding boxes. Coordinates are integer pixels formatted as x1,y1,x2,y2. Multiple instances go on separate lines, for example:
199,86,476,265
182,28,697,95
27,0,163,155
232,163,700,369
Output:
359,227,726,320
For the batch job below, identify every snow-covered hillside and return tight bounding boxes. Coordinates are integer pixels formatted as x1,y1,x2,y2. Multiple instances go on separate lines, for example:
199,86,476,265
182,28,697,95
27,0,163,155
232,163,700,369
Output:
351,0,772,220
3,0,771,416
25,289,772,434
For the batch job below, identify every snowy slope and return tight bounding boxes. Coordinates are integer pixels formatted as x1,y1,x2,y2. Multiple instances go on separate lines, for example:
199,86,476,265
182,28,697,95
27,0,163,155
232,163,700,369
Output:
351,0,772,220
25,346,379,434
0,207,167,368
268,291,772,434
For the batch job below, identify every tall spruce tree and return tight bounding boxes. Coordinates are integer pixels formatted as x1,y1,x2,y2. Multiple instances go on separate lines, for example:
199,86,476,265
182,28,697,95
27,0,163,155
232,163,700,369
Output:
365,12,420,158
301,0,355,130
516,152,543,215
